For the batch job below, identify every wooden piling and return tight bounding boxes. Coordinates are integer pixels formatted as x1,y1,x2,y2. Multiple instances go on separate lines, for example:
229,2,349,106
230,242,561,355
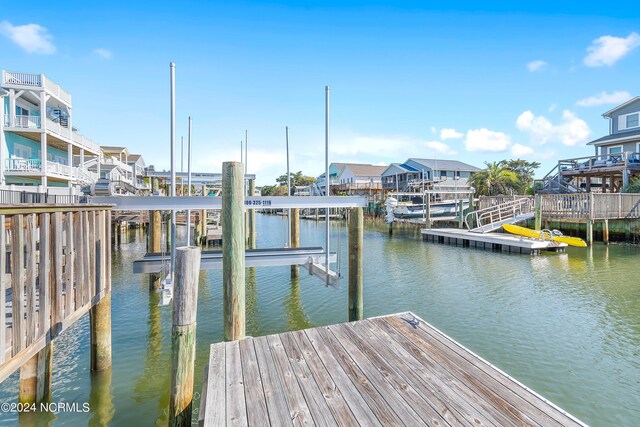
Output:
149,210,162,289
91,222,111,372
200,209,207,246
603,219,609,245
425,199,431,229
586,219,594,246
222,161,245,341
169,246,202,427
18,355,37,404
248,179,256,249
534,194,542,231
458,199,464,229
348,207,364,321
290,208,300,278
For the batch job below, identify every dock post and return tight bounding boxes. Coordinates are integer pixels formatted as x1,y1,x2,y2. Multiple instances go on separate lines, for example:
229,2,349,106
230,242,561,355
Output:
349,207,364,321
169,246,201,427
223,161,245,341
200,209,207,246
458,199,464,229
18,342,52,404
248,179,256,248
149,210,162,289
534,194,542,231
586,219,594,246
425,199,431,229
90,294,112,371
603,219,609,245
290,208,300,278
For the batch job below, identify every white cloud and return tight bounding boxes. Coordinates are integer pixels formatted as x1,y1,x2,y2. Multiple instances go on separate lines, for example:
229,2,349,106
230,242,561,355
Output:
584,32,640,67
430,126,437,134
576,91,631,107
94,48,112,59
440,128,463,140
527,60,547,72
516,110,591,146
510,144,534,157
0,20,55,54
464,128,511,152
425,140,457,155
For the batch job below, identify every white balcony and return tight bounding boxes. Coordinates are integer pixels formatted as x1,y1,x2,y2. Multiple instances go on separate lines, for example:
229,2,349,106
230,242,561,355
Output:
46,160,72,177
2,70,72,105
5,158,42,173
72,132,100,154
12,114,41,129
46,117,72,140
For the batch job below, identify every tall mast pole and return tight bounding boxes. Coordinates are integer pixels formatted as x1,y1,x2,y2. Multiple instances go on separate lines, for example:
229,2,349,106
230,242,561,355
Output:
325,85,330,286
170,62,176,282
286,126,291,246
186,116,192,245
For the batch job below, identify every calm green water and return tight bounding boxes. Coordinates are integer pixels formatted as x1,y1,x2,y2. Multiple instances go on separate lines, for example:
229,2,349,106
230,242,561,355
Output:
1,214,639,426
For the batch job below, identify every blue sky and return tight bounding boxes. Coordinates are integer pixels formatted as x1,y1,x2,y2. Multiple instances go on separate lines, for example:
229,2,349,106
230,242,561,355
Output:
2,1,640,185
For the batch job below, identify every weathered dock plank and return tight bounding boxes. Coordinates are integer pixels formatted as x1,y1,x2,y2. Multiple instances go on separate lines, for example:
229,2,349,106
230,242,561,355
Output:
199,313,586,427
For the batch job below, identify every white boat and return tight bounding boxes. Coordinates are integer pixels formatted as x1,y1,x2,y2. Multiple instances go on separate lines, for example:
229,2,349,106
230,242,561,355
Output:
393,201,469,218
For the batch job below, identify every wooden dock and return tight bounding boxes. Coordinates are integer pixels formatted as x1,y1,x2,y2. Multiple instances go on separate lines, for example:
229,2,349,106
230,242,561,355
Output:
421,228,567,255
199,312,585,426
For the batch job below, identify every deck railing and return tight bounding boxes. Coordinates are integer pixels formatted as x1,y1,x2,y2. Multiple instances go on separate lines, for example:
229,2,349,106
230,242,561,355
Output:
46,117,72,140
11,115,41,129
558,152,640,173
0,190,80,204
0,206,111,382
2,71,72,104
72,132,100,154
540,193,640,220
5,158,42,172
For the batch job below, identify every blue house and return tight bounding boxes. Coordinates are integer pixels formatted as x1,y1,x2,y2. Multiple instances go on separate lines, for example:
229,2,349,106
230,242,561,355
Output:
537,97,640,193
381,158,481,192
1,70,101,193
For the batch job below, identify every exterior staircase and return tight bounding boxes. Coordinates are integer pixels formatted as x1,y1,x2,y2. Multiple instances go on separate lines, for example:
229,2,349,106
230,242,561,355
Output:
534,164,582,194
465,197,535,233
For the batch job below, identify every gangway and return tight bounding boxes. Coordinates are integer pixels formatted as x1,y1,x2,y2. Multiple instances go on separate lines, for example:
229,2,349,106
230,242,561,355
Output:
465,197,534,233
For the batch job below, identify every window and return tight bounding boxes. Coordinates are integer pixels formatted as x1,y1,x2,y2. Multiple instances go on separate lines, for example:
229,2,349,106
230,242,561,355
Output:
608,146,622,154
619,112,640,130
440,170,447,177
15,106,29,116
627,113,639,129
14,143,32,159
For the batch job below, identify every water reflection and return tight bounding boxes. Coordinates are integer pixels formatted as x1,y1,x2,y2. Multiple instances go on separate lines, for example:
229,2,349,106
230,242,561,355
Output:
89,369,114,426
246,267,259,337
285,275,312,331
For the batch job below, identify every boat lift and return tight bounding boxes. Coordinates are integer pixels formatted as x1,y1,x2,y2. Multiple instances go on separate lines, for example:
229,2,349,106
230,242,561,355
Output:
90,195,367,304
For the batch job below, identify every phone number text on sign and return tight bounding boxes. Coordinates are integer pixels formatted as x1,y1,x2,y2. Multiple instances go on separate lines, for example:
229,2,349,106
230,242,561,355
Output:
245,200,272,207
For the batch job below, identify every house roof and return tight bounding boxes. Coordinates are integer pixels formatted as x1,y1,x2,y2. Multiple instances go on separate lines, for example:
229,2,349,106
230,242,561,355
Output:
408,158,481,172
128,154,143,161
101,146,129,155
602,96,640,117
586,127,640,146
381,163,418,176
342,163,388,177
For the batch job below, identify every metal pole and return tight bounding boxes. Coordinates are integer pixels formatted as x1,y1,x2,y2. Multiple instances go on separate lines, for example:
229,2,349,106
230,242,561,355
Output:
245,130,248,176
325,85,330,286
240,141,243,164
186,116,192,245
286,126,291,247
422,169,425,223
170,62,176,283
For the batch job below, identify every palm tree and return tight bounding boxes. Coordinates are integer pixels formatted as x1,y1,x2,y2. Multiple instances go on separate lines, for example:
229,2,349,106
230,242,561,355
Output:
469,161,522,196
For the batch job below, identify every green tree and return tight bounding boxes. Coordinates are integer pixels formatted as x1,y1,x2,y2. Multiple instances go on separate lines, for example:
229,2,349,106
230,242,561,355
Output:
275,171,316,195
469,161,521,196
497,159,540,193
623,176,640,193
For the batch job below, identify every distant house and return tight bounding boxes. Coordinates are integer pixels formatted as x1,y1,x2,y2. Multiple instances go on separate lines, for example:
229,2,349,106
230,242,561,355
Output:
537,97,640,193
381,158,481,192
317,162,387,196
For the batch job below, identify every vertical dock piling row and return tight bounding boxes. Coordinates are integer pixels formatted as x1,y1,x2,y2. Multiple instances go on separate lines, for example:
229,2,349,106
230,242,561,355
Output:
290,208,300,278
586,220,594,246
222,161,246,341
169,246,201,427
248,179,256,249
603,219,609,245
348,207,364,321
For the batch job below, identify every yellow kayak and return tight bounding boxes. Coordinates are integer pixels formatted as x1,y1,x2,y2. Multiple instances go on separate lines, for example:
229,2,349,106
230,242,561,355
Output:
502,224,587,247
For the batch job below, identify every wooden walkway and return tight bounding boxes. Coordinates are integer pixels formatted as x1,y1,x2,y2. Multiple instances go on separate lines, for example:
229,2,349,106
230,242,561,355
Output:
199,312,585,426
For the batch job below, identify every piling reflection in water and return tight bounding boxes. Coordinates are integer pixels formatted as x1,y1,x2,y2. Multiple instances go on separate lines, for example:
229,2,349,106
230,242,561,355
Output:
246,267,260,337
89,369,114,427
285,275,312,331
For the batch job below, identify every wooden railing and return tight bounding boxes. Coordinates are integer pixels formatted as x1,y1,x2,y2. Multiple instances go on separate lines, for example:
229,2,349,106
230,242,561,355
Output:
478,195,531,210
0,205,112,382
540,193,640,220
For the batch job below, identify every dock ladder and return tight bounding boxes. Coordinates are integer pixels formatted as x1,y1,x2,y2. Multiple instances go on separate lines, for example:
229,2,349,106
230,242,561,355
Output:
465,197,535,233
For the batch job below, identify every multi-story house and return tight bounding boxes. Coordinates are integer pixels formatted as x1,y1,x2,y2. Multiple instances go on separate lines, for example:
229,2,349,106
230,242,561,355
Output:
91,146,149,195
381,158,481,192
536,97,640,193
0,70,100,194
